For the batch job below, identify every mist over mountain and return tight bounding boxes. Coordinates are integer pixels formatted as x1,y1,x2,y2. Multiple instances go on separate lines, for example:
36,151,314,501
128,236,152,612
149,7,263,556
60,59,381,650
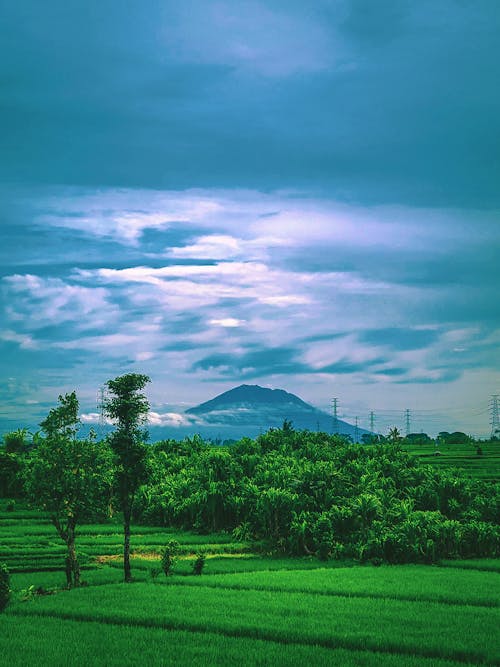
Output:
184,384,369,441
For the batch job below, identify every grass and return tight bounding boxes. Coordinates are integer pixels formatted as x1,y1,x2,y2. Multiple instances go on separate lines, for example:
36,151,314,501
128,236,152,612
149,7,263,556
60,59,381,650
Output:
0,615,475,667
164,564,500,607
7,582,500,664
402,441,500,482
2,502,500,666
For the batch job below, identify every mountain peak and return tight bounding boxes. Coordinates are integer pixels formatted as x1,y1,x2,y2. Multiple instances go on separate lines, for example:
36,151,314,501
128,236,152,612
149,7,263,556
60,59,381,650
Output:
184,384,370,441
186,384,312,414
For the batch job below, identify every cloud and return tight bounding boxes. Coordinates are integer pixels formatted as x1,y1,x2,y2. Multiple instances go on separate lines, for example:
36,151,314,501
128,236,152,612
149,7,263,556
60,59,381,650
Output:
193,347,310,379
161,1,338,77
0,330,38,350
2,274,118,335
358,327,441,352
170,235,241,260
147,411,198,427
80,410,199,428
209,318,245,328
1,0,499,441
1,2,498,206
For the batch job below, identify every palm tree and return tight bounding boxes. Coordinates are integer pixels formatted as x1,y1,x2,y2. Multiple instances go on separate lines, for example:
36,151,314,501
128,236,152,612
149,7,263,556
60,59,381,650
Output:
388,427,402,444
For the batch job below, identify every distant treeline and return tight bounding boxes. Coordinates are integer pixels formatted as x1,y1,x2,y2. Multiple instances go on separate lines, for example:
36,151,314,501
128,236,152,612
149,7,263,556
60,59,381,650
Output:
2,423,499,565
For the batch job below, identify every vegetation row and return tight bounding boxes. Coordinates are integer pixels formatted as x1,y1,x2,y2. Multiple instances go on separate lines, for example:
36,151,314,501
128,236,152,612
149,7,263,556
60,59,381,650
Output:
0,374,499,589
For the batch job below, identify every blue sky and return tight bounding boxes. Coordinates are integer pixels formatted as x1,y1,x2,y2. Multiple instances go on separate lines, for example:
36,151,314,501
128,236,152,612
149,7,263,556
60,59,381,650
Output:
1,1,499,436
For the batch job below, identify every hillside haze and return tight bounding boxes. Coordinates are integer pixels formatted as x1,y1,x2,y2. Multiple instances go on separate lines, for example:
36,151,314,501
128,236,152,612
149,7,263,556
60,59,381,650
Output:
185,384,369,440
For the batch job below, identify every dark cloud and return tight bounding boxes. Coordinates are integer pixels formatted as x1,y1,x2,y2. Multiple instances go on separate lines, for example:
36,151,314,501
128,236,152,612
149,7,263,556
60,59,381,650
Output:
0,2,498,207
193,347,310,379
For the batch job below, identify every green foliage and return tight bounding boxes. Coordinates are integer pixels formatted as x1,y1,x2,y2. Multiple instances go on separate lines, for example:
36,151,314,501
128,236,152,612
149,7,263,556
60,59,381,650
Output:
387,427,402,444
0,564,10,611
22,392,114,587
0,451,23,498
104,373,151,582
131,427,500,564
192,552,206,575
404,433,432,445
2,428,30,454
437,431,472,445
40,392,80,439
161,540,180,577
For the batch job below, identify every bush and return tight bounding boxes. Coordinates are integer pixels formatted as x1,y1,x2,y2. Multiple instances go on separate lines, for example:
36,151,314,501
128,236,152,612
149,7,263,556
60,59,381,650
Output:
0,564,10,612
192,552,206,575
161,540,180,577
5,500,15,512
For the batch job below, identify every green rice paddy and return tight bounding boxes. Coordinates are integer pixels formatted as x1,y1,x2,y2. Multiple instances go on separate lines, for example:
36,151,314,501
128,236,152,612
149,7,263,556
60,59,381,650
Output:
1,503,499,666
402,441,500,482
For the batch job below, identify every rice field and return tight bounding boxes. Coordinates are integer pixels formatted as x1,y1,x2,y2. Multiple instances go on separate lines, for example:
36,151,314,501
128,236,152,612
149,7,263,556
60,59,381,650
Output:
402,441,500,482
1,504,499,666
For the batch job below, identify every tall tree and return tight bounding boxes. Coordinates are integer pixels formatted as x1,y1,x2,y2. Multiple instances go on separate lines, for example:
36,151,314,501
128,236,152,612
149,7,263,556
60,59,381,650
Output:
104,373,151,582
23,392,114,587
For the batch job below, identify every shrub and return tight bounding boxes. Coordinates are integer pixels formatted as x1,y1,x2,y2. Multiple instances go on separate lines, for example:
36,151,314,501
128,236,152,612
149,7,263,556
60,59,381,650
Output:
192,552,206,575
161,540,180,577
0,564,10,612
5,500,15,512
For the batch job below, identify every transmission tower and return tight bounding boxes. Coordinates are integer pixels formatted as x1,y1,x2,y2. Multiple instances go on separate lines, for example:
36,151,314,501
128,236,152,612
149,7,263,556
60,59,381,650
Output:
331,398,339,434
404,408,411,436
369,411,375,433
490,395,499,438
354,416,359,443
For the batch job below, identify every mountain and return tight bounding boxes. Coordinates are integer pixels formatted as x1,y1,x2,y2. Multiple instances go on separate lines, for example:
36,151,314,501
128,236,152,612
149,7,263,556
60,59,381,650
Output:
185,384,370,441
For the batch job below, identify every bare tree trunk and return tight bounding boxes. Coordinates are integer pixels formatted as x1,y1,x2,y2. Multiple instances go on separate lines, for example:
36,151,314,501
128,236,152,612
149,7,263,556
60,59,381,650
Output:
123,505,132,583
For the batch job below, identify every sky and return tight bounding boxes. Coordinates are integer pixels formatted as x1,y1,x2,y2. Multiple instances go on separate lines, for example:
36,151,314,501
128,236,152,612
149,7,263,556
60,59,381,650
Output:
1,0,499,437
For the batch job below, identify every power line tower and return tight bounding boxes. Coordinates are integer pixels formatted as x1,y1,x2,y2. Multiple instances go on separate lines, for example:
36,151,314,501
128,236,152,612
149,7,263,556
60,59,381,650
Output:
354,416,359,443
404,408,411,436
331,398,339,434
369,411,375,433
490,395,499,438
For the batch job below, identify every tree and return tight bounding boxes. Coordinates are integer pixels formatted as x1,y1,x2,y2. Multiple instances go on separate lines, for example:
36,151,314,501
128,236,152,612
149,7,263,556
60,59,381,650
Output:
387,427,402,444
23,393,114,587
3,428,30,454
405,433,432,445
104,373,151,582
40,391,80,439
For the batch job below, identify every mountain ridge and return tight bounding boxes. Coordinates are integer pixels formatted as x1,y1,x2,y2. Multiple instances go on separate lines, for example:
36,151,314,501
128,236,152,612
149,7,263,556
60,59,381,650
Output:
185,384,370,440
186,384,315,414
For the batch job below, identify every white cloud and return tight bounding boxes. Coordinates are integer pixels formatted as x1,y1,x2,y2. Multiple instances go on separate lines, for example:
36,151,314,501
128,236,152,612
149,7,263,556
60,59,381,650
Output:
170,234,241,259
210,318,245,328
3,274,116,330
0,330,38,350
147,411,197,427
